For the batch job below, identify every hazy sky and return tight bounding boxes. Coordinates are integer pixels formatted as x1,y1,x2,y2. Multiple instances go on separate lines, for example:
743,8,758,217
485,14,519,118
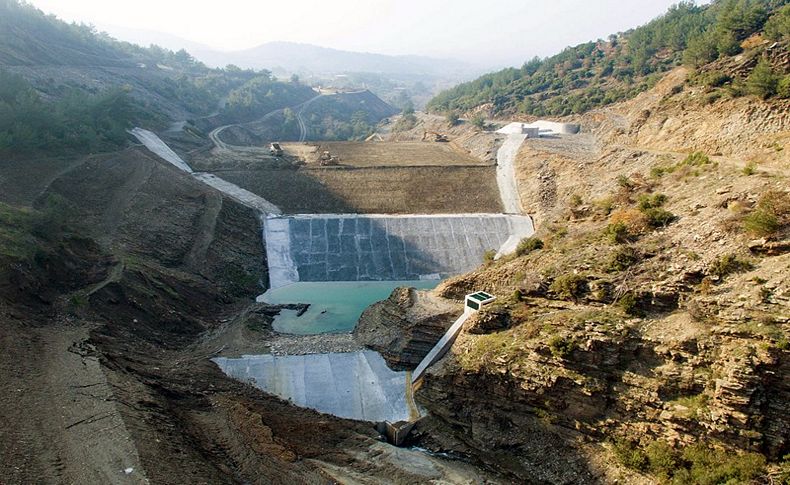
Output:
29,0,690,67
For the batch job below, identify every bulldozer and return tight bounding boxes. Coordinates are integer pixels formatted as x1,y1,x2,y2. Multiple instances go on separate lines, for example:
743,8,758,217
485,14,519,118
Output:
422,131,449,142
319,150,339,166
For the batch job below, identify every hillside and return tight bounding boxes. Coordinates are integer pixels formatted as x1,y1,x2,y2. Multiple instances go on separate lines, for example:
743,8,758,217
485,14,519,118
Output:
428,0,790,117
367,60,790,482
0,1,316,155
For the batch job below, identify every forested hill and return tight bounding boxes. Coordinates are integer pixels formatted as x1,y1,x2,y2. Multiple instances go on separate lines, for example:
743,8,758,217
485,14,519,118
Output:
0,1,315,156
428,0,790,117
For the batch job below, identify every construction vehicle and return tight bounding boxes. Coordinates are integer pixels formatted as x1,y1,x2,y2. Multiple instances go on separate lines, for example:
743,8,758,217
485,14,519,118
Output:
269,142,283,156
422,131,449,142
319,150,339,166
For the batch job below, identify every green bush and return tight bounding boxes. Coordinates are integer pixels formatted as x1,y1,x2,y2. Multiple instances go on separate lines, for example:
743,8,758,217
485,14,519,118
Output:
746,59,779,99
616,175,633,188
549,274,586,300
643,207,675,227
548,335,578,359
637,193,668,210
483,249,497,263
778,75,790,99
680,444,766,485
742,162,757,175
470,114,486,129
607,247,640,272
681,151,713,166
764,4,790,41
615,439,767,484
743,209,780,236
708,253,752,278
645,441,679,480
605,222,632,244
619,292,643,316
612,439,648,471
516,237,544,256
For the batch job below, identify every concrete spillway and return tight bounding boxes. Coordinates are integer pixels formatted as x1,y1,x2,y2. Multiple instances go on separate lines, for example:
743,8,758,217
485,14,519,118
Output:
264,213,534,288
130,128,282,215
213,351,416,422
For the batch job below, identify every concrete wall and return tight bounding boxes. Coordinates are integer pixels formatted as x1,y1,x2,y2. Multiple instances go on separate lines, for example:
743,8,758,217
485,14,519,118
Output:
265,214,532,285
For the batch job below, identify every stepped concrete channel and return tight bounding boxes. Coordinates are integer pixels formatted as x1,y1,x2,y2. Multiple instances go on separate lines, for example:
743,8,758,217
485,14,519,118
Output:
133,126,533,424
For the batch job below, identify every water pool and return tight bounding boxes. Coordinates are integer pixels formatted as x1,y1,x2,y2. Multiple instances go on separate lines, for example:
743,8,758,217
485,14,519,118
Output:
258,280,439,334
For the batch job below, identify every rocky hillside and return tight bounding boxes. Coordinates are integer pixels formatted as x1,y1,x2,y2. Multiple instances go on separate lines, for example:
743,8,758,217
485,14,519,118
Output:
397,60,790,483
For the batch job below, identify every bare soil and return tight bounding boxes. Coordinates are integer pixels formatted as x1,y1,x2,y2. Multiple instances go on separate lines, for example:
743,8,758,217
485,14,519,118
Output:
217,165,503,214
294,141,489,167
0,148,505,483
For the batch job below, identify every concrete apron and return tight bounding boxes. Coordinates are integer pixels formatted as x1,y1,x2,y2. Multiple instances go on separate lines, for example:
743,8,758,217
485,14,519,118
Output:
212,351,421,424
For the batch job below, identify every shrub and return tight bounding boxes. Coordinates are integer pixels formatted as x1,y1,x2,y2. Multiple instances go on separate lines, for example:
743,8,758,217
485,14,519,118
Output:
643,207,675,227
470,114,486,129
742,162,757,175
757,189,790,218
607,209,650,241
548,335,577,359
615,440,767,483
694,70,731,88
708,253,752,278
746,59,779,99
619,292,643,316
680,444,765,485
446,111,460,126
637,193,667,210
778,75,790,99
516,237,544,256
743,209,780,236
742,190,789,236
549,274,586,301
612,439,648,471
570,194,583,207
645,441,678,480
483,249,497,263
607,247,640,272
605,222,631,244
681,151,712,166
616,174,633,188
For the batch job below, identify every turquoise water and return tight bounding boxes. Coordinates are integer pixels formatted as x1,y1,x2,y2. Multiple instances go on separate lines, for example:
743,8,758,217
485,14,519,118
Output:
260,280,439,335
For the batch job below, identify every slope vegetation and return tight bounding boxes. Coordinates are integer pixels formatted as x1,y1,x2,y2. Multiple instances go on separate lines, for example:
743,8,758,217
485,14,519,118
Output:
428,0,790,117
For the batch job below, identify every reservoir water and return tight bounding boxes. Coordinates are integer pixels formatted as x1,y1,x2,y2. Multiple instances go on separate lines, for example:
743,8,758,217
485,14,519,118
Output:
259,280,439,334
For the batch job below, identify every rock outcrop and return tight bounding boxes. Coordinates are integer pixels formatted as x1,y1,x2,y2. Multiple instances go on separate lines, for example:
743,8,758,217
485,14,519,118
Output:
354,287,459,369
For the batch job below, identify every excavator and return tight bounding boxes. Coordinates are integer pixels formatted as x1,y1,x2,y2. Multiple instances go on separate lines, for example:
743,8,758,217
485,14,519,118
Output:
422,131,449,142
319,150,339,166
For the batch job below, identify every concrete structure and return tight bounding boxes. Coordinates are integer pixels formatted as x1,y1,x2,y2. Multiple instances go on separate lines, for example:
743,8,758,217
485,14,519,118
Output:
496,120,580,137
131,128,283,215
465,291,495,311
411,291,495,385
496,134,527,214
264,214,534,288
213,350,418,423
497,123,540,137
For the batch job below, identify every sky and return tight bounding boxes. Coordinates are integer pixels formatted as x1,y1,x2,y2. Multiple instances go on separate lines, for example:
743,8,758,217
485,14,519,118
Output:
29,0,691,68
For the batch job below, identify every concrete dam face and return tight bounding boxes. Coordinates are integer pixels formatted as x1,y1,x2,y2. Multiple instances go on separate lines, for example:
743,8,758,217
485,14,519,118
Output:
265,214,533,288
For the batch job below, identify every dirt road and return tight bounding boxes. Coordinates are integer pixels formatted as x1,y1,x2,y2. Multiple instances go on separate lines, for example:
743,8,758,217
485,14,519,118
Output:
210,94,323,150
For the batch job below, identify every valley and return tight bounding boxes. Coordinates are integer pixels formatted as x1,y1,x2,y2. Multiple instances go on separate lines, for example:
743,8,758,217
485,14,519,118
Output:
1,0,789,484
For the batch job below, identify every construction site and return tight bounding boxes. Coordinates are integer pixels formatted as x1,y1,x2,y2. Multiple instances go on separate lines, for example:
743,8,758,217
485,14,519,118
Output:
124,98,539,455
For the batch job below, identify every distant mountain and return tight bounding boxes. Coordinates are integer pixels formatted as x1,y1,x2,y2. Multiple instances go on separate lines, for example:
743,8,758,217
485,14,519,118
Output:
194,41,476,79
